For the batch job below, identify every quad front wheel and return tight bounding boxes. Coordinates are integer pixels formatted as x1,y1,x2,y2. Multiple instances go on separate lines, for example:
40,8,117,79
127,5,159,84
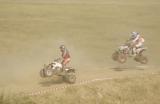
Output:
64,72,76,84
134,55,148,64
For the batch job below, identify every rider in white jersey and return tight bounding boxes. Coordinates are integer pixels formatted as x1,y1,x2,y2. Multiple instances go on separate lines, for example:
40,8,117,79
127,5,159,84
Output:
129,32,145,55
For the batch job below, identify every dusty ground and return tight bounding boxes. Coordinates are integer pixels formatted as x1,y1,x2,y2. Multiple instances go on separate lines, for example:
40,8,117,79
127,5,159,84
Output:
0,0,160,94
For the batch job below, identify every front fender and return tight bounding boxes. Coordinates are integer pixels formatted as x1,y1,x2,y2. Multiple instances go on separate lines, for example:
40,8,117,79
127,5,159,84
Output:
65,67,75,73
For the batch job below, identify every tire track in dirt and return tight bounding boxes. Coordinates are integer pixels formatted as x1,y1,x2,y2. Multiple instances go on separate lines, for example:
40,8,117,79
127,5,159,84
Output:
23,77,113,96
21,65,159,96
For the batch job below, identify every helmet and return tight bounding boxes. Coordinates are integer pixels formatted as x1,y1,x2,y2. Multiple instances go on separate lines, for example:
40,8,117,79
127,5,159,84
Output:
59,45,65,50
131,32,139,39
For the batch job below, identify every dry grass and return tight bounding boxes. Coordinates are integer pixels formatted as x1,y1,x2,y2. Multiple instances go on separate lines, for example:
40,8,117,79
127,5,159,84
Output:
1,73,160,104
0,0,160,87
0,0,160,103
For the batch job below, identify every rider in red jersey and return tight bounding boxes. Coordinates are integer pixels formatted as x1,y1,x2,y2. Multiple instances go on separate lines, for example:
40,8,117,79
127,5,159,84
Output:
59,45,71,69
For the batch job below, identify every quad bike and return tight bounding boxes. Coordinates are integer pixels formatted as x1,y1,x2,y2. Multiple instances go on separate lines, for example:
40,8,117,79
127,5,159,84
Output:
40,58,76,84
112,42,148,64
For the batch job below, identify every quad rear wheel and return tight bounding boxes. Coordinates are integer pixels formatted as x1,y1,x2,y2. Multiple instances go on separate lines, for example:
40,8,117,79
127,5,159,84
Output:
44,69,53,77
112,51,127,64
117,53,127,64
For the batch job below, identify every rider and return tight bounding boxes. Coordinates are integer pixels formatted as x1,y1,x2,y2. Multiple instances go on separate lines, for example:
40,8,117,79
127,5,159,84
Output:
59,45,71,70
128,32,145,55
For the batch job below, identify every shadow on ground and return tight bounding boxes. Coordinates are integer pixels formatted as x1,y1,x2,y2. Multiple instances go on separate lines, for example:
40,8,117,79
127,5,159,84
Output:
39,76,65,87
110,66,146,72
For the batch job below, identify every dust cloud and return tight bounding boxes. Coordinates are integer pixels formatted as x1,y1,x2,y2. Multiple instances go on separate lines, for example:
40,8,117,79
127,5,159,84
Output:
0,35,99,91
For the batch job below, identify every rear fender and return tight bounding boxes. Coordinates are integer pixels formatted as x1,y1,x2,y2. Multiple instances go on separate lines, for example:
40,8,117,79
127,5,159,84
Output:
138,47,147,55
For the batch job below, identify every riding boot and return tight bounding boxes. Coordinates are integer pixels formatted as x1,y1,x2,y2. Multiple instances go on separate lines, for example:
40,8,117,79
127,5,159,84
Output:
61,65,66,72
132,48,137,56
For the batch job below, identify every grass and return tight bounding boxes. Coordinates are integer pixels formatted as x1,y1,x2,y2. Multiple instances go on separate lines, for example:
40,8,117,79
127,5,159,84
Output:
0,0,159,75
0,0,160,58
0,73,160,104
0,0,160,103
0,0,160,66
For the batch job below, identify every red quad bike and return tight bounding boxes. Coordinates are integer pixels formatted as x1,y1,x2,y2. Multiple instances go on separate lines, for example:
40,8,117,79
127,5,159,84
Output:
112,43,148,64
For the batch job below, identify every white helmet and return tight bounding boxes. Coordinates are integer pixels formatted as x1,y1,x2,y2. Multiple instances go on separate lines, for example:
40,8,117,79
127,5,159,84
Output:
59,45,65,50
131,32,139,39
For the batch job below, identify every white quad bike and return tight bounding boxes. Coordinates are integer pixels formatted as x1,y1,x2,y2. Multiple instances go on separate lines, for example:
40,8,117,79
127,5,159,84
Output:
112,42,148,64
40,58,76,84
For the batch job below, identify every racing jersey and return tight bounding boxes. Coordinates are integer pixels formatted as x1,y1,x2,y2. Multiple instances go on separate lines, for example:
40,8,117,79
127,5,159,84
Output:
132,35,145,45
61,49,70,59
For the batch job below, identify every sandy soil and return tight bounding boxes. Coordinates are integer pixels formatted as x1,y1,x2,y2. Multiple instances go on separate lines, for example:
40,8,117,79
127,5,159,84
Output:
0,0,160,94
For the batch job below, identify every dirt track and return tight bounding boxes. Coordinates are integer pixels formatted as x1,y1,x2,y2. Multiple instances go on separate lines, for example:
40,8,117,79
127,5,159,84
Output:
4,64,160,95
0,0,160,95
